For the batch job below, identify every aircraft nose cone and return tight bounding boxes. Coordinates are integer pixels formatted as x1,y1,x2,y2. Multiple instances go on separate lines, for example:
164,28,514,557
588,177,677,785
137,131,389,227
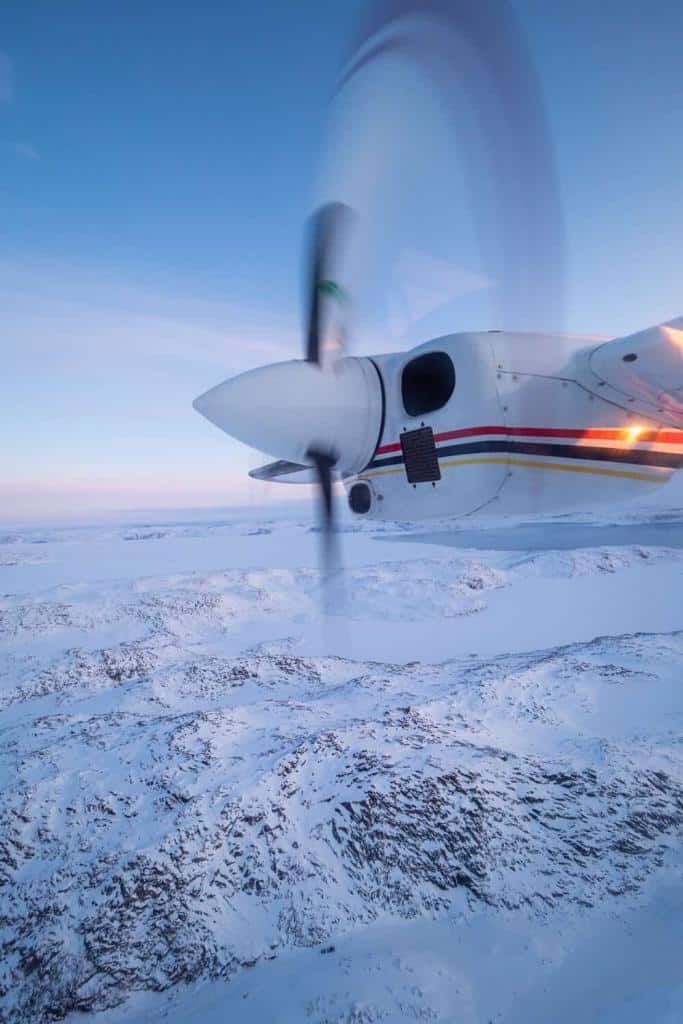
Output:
193,357,382,473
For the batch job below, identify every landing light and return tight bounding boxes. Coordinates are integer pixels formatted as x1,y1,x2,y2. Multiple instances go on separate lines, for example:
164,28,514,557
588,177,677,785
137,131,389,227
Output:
662,325,683,352
625,424,644,443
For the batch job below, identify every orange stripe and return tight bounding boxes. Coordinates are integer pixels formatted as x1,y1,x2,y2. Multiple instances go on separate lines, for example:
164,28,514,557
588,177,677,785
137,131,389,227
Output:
376,424,683,455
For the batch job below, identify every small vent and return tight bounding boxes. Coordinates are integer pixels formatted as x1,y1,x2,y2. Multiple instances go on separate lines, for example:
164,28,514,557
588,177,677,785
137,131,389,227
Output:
400,426,441,484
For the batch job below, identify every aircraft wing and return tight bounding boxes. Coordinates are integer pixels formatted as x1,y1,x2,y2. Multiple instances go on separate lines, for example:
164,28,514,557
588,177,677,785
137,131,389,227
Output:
249,460,319,484
579,316,683,426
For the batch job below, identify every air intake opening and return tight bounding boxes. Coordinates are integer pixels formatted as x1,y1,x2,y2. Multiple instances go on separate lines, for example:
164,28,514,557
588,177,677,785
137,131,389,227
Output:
401,351,455,417
348,481,372,515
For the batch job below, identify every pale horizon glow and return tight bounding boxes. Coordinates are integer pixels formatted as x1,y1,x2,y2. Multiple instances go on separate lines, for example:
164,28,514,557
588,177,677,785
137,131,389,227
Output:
0,477,318,528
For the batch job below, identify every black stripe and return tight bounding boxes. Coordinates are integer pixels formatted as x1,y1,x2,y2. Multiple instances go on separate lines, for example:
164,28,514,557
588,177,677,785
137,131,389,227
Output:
369,439,683,471
362,358,386,473
369,451,404,469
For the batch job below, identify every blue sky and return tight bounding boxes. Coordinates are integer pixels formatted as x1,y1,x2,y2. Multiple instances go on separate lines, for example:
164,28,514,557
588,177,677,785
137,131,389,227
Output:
2,1,682,522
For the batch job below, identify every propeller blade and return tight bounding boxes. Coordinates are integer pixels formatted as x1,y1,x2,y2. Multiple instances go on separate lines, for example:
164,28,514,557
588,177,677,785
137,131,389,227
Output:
306,447,339,601
303,205,353,608
305,202,353,364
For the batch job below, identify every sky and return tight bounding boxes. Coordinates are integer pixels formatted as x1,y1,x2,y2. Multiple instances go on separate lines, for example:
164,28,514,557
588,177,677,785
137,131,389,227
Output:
1,0,683,524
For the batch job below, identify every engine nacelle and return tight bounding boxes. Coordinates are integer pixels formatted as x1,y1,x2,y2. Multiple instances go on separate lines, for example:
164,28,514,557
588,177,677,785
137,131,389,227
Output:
346,333,507,519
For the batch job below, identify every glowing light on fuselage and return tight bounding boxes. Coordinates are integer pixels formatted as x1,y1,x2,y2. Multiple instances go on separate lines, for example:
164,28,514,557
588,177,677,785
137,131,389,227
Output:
662,325,683,352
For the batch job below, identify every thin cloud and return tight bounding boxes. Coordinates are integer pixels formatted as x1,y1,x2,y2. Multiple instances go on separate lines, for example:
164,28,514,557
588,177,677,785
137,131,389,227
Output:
387,247,492,337
0,259,298,372
394,248,492,322
12,141,39,160
0,52,13,103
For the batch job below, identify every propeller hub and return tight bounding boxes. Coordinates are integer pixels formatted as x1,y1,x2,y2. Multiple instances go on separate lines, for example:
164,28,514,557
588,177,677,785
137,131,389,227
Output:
193,356,382,473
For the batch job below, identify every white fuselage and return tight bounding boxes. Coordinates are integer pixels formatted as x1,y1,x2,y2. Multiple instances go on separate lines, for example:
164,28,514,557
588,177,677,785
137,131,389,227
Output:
347,329,683,520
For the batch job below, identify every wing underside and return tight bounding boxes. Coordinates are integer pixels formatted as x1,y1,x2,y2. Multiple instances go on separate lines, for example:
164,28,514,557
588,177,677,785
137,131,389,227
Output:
249,460,318,484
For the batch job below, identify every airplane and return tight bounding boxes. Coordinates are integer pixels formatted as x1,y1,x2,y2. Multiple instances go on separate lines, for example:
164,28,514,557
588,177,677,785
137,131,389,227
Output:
193,204,683,541
192,0,683,560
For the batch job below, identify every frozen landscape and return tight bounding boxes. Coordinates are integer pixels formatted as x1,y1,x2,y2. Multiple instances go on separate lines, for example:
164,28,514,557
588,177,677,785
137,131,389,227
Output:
1,495,682,1023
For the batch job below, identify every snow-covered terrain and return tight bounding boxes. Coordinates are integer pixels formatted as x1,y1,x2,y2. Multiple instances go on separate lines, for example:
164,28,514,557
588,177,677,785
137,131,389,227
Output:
1,503,682,1023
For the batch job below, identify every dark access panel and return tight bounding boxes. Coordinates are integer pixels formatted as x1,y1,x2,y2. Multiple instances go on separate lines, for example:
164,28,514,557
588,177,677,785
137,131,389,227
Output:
400,426,441,484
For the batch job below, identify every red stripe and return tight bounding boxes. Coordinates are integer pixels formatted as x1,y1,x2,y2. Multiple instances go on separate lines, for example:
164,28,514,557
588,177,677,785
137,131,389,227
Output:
376,424,683,455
